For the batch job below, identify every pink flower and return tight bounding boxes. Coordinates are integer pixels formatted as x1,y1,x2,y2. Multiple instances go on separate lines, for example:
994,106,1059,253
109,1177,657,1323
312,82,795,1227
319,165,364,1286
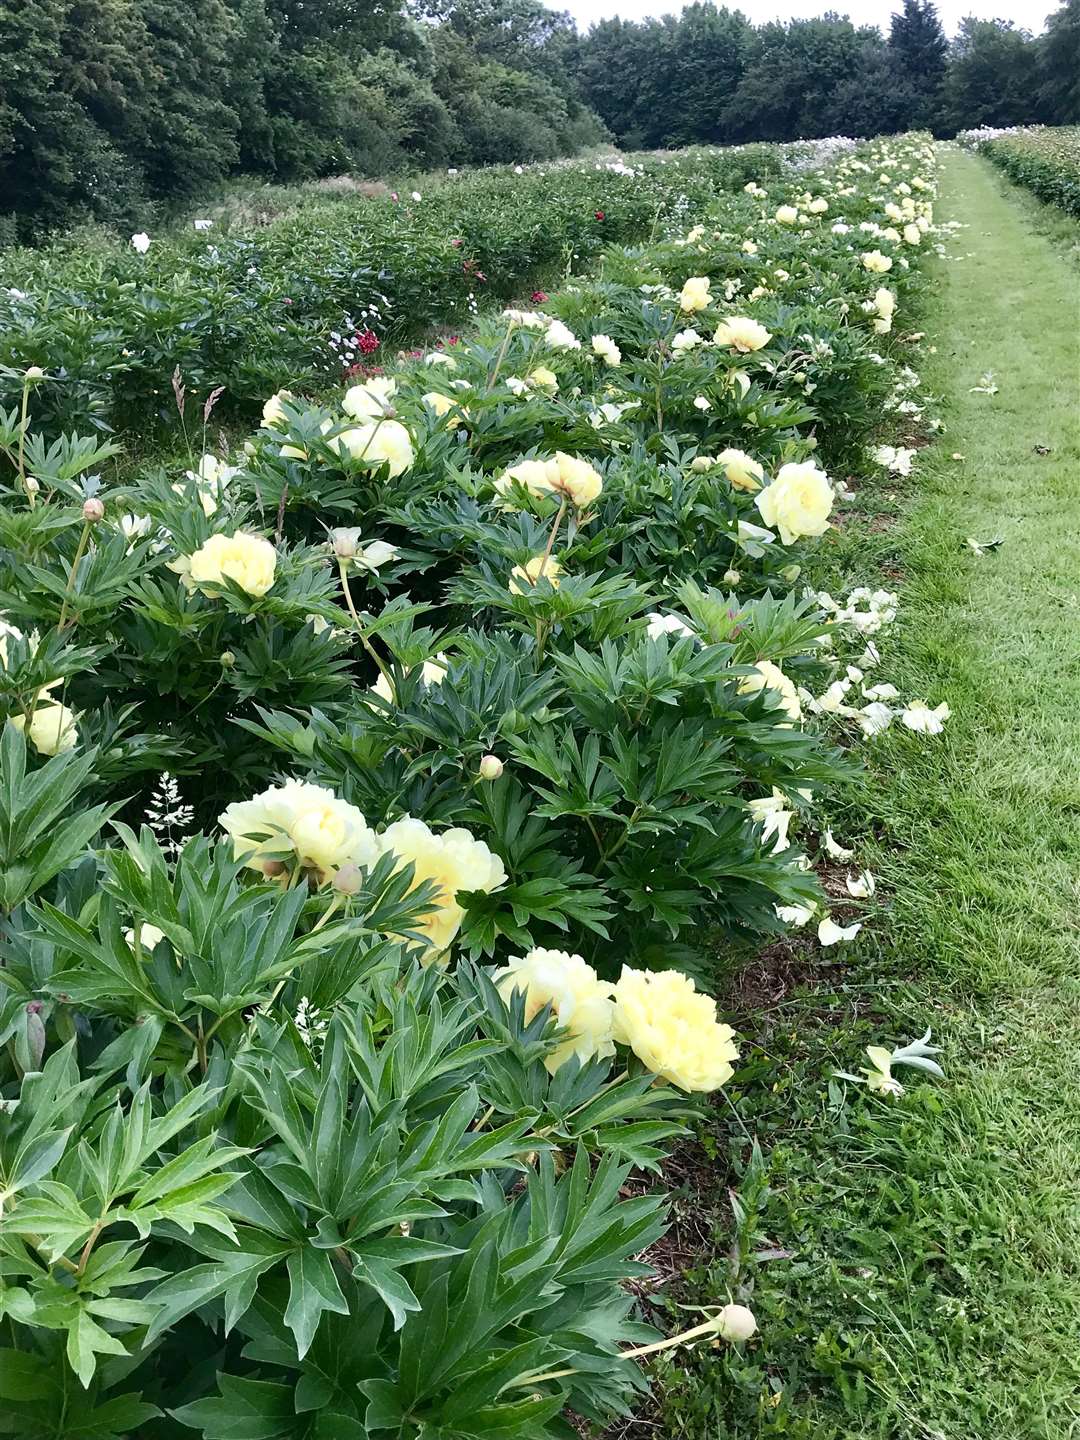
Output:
531,290,548,303
358,329,380,356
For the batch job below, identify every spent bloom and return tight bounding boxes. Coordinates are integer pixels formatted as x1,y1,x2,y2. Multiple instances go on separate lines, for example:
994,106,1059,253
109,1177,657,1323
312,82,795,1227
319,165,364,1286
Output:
901,700,951,734
494,948,616,1073
612,967,740,1093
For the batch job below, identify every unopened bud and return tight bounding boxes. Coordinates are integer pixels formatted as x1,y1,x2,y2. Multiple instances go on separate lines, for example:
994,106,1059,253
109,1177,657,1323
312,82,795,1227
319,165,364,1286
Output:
712,1303,757,1343
24,366,45,383
779,564,801,583
332,862,364,896
219,650,236,667
262,859,288,878
82,497,105,523
330,527,363,560
24,476,40,495
478,754,504,781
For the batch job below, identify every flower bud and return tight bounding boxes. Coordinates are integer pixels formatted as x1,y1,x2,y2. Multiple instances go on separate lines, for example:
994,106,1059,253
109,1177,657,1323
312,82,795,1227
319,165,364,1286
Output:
780,564,802,583
262,859,288,878
24,476,40,495
82,497,105,523
722,568,741,585
330,527,363,560
478,754,504,781
24,365,45,383
219,650,236,668
332,862,364,895
713,1303,757,1342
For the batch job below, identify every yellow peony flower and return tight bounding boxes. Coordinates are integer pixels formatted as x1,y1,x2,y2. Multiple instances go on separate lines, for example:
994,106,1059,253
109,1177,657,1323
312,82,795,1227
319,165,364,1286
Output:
679,276,712,313
334,419,414,477
370,653,448,705
509,554,562,593
808,197,828,214
902,223,921,245
738,659,802,724
261,390,294,428
548,451,603,507
713,317,772,353
219,779,379,884
11,701,78,755
716,448,764,493
422,390,466,428
755,462,833,545
774,205,798,224
342,376,396,419
378,816,507,961
494,947,616,1073
188,530,277,598
527,366,559,390
861,250,893,273
612,967,740,1092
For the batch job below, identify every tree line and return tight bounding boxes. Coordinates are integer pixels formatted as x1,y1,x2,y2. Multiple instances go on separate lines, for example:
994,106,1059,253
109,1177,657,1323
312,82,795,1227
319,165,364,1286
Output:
1,0,1077,242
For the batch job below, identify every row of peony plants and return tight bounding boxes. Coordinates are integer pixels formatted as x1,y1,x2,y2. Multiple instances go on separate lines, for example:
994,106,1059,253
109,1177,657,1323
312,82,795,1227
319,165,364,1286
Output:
0,134,942,1437
0,144,788,436
957,124,1080,217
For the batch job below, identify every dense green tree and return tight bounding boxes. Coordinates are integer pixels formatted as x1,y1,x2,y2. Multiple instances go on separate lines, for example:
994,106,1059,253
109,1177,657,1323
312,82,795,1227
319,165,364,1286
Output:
888,0,948,128
1036,0,1080,122
939,18,1041,132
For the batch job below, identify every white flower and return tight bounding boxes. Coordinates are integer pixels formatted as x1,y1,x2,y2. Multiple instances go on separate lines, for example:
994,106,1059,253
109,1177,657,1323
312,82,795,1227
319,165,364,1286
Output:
823,829,854,861
411,191,422,202
846,869,876,898
193,219,212,232
818,916,862,946
646,612,695,641
776,902,815,926
901,701,951,734
545,319,581,351
873,445,916,476
671,328,702,356
857,702,894,736
591,333,621,367
693,395,711,411
131,232,151,254
748,789,794,853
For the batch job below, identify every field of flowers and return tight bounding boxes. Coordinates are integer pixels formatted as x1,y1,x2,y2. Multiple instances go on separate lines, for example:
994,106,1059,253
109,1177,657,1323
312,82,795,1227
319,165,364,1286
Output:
0,135,945,1438
958,125,1080,216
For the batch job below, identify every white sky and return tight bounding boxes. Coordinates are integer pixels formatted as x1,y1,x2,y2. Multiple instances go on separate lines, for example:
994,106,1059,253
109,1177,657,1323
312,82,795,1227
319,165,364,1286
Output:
560,0,1050,36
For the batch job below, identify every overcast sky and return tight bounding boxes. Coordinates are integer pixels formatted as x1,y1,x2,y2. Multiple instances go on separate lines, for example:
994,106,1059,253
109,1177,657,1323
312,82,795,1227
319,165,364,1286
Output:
559,0,1050,35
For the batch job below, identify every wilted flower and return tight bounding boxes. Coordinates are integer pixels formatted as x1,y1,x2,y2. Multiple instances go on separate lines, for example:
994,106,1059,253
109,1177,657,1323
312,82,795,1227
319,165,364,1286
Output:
818,916,862,946
756,462,833,545
221,779,378,884
378,816,507,960
612,967,740,1092
738,660,802,724
900,700,951,734
494,948,616,1072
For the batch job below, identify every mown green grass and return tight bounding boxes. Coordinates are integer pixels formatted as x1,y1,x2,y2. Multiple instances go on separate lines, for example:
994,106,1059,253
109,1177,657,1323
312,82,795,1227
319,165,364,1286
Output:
623,146,1080,1440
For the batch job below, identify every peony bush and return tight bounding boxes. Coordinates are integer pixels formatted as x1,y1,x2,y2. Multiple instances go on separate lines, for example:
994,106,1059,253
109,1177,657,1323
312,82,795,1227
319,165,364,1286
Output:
0,134,941,1436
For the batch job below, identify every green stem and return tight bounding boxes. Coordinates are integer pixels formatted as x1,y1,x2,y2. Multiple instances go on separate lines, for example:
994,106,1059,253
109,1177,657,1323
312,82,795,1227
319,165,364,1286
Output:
338,561,393,688
485,318,516,393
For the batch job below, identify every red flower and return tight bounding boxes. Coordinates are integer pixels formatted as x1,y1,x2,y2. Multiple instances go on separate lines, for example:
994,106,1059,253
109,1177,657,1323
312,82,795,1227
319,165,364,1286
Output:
531,290,548,303
357,329,380,355
595,210,605,221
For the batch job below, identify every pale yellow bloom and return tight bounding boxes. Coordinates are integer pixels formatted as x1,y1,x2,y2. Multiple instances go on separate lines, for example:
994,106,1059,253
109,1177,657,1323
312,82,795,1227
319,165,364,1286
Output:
422,391,466,428
713,316,772,353
334,419,414,477
612,967,740,1093
261,391,294,428
342,376,396,419
12,701,78,755
494,948,616,1072
755,462,833,545
188,530,277,598
716,448,764,492
738,660,802,724
679,276,712,313
378,816,507,960
862,250,893,273
219,779,379,884
591,333,622,366
509,555,562,593
774,205,798,224
528,366,559,390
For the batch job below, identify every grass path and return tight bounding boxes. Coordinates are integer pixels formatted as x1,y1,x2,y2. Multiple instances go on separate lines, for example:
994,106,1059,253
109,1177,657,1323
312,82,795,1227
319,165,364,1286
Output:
640,148,1080,1440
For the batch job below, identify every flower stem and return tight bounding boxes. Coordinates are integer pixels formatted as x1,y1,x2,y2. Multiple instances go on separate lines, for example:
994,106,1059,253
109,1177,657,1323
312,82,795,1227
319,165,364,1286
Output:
486,318,516,393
